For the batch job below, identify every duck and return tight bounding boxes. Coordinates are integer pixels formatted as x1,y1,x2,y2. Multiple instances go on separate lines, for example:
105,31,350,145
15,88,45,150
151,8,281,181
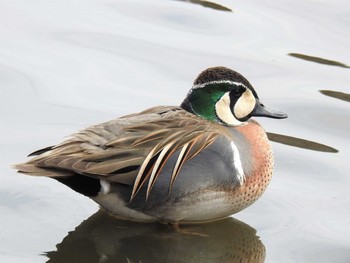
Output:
14,66,287,224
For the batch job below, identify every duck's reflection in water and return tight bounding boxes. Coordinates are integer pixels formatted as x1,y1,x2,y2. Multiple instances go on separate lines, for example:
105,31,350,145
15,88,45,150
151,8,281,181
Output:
46,210,265,263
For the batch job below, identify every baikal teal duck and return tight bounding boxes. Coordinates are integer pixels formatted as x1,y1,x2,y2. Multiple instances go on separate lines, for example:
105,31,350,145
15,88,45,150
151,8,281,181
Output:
14,67,287,224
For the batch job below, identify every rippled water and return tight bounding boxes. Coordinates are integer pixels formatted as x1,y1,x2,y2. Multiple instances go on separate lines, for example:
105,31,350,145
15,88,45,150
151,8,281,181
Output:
1,0,349,262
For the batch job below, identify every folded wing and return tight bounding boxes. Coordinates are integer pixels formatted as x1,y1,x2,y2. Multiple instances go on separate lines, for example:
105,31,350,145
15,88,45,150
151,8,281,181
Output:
14,106,222,199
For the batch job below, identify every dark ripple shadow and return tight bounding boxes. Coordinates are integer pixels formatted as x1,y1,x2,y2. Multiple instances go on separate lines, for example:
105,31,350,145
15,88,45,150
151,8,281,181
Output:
288,53,350,68
45,210,265,263
320,90,350,103
177,0,232,12
267,132,338,153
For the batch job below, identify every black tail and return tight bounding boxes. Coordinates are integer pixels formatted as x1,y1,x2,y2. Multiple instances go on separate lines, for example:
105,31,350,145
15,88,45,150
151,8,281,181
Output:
56,175,101,197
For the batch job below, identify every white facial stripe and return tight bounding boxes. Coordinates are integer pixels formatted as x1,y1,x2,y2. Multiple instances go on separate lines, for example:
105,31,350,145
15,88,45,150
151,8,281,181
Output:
234,89,256,119
230,142,245,185
215,92,243,126
192,80,248,90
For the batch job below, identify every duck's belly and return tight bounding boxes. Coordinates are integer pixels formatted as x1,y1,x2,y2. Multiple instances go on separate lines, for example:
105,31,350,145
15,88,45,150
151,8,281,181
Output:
157,183,268,223
160,188,246,223
92,184,266,223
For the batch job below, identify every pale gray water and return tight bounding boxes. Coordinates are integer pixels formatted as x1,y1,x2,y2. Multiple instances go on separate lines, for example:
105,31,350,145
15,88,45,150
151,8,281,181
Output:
0,0,349,262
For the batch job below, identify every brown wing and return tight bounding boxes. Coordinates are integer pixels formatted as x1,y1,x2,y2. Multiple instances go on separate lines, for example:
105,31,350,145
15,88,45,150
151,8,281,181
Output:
14,106,222,199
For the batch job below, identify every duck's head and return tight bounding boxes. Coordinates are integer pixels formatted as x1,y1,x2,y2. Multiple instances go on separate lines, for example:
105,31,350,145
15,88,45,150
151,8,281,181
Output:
181,67,287,126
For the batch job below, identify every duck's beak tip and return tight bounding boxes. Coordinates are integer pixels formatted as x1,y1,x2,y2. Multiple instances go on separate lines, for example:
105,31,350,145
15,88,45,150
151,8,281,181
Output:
251,100,288,119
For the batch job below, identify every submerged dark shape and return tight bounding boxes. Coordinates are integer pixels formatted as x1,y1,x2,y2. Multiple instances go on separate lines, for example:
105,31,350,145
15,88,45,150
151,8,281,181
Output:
320,90,350,103
288,53,350,68
267,132,338,153
178,0,232,12
45,210,265,263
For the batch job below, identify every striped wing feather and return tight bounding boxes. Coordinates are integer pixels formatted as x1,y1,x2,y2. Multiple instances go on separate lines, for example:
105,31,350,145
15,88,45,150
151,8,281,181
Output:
15,106,221,199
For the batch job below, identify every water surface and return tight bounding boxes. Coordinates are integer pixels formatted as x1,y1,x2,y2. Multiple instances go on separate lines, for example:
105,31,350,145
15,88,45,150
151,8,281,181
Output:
1,0,349,262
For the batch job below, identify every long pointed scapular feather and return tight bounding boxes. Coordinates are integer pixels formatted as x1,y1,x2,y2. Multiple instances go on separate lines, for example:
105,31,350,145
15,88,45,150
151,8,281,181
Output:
85,157,143,175
169,142,190,193
83,148,140,162
169,140,197,190
105,136,140,147
152,130,184,153
130,146,159,200
131,129,170,146
146,141,176,200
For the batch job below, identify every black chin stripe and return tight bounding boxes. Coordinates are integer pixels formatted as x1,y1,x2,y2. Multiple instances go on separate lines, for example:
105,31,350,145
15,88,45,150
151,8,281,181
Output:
229,92,239,117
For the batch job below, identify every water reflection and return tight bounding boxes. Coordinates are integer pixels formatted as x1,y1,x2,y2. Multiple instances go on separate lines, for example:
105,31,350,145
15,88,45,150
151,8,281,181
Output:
46,210,265,263
177,0,232,12
267,133,338,153
319,90,350,103
288,53,350,68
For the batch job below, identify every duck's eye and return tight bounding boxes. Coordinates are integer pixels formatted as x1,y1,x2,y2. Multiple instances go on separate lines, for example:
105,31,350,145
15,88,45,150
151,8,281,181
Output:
230,87,245,97
230,89,241,97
